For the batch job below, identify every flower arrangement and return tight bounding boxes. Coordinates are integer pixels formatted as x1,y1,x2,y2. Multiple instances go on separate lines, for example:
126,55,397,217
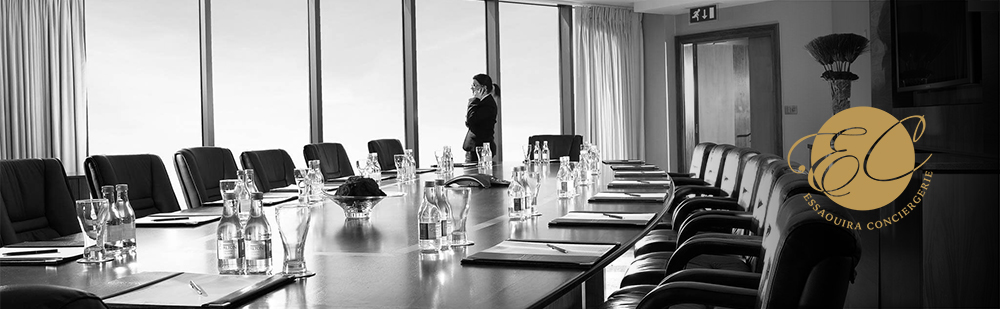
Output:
805,33,870,114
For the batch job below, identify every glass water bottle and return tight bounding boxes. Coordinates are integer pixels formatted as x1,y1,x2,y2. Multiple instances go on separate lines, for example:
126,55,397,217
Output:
243,192,272,274
418,181,443,253
218,192,244,274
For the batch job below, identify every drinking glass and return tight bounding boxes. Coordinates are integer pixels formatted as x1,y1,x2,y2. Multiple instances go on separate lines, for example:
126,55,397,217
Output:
293,168,311,201
525,170,542,213
219,179,240,197
75,199,113,263
443,188,473,246
276,204,316,278
522,144,532,163
394,154,408,182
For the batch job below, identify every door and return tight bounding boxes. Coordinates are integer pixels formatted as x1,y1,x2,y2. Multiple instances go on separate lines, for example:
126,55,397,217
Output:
678,25,781,166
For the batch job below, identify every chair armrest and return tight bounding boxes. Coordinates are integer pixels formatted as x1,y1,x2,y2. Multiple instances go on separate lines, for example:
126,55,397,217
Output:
636,282,756,309
666,237,762,274
667,172,694,178
675,185,726,198
677,214,755,244
661,268,761,289
671,176,709,186
671,198,744,229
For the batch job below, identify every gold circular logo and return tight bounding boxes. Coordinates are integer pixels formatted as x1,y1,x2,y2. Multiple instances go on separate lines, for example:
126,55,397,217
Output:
790,107,928,211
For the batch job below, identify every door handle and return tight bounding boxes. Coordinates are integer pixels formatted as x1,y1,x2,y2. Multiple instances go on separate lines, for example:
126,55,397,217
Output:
737,132,752,138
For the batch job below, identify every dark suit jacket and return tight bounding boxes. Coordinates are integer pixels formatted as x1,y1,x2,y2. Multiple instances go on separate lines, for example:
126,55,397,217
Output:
463,94,498,151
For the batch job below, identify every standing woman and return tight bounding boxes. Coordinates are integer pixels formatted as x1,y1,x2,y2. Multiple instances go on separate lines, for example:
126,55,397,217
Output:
463,74,499,163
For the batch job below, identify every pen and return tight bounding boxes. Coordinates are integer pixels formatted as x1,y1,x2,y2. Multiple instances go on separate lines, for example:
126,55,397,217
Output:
623,192,641,197
152,217,189,222
3,249,58,256
602,213,624,219
189,280,208,297
546,244,569,254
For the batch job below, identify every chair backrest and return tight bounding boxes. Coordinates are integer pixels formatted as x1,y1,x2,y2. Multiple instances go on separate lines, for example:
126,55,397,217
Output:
303,143,354,180
527,135,584,161
749,160,795,231
239,149,296,192
687,142,716,178
757,193,861,309
174,147,240,209
0,284,109,309
699,144,736,188
717,148,759,196
0,159,81,245
84,154,181,218
736,154,782,209
367,139,404,170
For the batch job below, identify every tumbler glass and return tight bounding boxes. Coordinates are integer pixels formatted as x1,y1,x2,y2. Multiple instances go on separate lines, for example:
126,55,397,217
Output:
394,154,409,182
75,199,113,263
443,188,473,246
276,204,316,278
293,168,311,202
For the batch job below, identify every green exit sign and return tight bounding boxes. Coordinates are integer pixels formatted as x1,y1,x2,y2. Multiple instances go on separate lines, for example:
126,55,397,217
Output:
690,5,717,23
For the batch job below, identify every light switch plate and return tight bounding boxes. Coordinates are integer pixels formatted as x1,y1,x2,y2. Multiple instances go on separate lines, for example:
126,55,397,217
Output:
784,105,798,115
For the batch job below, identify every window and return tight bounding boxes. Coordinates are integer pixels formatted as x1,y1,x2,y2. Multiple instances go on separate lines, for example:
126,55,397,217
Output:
212,0,309,166
416,0,485,165
499,3,561,162
321,0,405,167
86,0,201,203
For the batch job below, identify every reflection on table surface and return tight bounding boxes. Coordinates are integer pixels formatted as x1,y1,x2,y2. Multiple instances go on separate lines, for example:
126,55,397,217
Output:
0,162,673,309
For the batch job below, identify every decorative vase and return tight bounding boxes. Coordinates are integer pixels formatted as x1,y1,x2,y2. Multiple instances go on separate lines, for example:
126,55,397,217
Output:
830,79,853,115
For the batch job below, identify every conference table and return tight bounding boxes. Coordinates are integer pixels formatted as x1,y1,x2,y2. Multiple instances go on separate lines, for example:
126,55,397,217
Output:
0,162,674,308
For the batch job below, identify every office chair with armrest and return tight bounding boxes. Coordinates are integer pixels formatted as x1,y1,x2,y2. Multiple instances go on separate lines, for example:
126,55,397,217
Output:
527,135,583,161
239,149,297,193
621,172,817,288
84,154,182,218
615,194,860,309
174,147,240,208
367,139,405,170
303,143,355,181
0,159,81,246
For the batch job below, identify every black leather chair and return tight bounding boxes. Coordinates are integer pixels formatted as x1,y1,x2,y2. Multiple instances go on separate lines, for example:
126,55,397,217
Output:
0,284,109,309
527,135,583,161
84,154,182,218
604,194,860,309
174,147,240,208
239,149,296,193
367,139,404,170
620,172,818,288
0,159,81,246
633,159,793,256
303,143,355,181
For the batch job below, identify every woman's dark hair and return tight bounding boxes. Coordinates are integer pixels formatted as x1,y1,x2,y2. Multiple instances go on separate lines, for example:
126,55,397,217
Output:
491,83,500,97
473,73,495,94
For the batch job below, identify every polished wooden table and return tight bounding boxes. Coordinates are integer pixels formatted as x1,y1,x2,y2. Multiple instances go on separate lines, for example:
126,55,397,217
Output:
0,162,673,308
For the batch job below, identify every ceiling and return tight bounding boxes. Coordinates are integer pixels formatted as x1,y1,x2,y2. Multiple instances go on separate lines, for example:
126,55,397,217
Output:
526,0,774,15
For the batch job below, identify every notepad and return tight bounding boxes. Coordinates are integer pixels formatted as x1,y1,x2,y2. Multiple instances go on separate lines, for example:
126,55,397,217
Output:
0,247,84,265
603,159,645,165
588,192,667,203
549,211,656,227
614,170,668,178
205,195,297,207
607,179,673,189
135,215,221,227
95,272,293,308
609,164,658,171
461,240,619,269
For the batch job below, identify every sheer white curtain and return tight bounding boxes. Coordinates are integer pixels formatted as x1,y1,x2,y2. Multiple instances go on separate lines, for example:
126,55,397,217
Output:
1,0,87,174
573,6,643,160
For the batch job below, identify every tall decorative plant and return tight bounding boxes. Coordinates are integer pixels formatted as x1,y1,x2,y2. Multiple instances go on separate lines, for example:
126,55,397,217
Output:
805,33,870,114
